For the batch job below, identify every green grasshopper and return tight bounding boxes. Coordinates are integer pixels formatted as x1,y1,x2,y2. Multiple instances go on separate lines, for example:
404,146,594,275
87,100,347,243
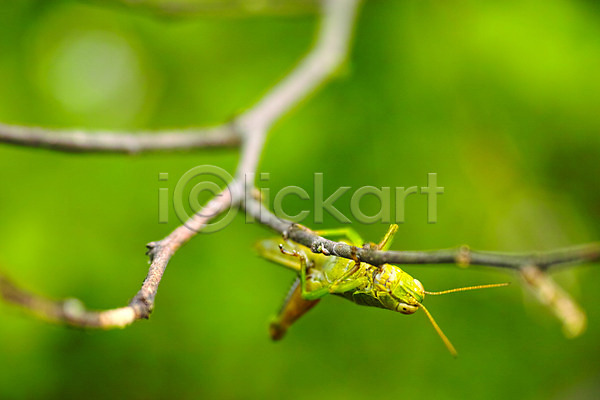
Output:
256,224,508,356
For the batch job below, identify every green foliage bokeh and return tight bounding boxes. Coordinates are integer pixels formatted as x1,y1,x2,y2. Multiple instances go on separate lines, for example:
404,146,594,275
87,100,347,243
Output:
0,0,599,398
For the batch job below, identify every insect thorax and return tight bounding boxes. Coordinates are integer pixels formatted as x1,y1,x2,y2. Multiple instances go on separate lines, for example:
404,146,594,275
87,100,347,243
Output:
336,264,422,312
337,290,388,309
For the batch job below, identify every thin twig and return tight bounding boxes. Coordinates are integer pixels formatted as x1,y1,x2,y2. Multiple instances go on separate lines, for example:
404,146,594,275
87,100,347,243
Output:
0,274,137,328
94,0,320,18
0,123,240,154
520,265,587,338
243,197,600,272
0,0,362,327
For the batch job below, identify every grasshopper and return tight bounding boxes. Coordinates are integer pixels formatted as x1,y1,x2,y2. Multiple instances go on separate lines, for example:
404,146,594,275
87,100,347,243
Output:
256,224,508,356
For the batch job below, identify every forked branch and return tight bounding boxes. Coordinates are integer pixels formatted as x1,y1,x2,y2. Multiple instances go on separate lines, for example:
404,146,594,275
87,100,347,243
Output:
0,0,362,328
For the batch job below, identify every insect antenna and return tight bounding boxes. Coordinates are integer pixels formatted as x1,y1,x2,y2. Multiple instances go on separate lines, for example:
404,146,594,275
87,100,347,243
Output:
425,282,509,296
417,301,457,357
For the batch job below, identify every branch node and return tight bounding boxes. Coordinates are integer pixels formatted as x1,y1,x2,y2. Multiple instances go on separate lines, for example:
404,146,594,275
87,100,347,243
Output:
129,293,154,320
456,245,471,268
282,223,298,241
62,298,86,321
145,241,162,261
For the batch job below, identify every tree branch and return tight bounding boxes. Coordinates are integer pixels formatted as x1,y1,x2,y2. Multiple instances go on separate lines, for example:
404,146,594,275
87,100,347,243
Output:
0,273,137,328
0,123,240,154
520,265,587,338
243,197,600,272
94,0,320,18
0,0,362,327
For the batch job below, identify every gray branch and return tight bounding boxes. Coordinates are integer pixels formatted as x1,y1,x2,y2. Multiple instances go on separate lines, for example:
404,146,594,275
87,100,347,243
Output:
97,0,320,17
0,123,240,154
243,197,600,272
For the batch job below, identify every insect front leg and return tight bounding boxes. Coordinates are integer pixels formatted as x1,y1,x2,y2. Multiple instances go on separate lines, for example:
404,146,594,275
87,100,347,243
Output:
375,224,399,251
255,238,302,272
328,274,370,294
279,245,331,301
294,247,368,296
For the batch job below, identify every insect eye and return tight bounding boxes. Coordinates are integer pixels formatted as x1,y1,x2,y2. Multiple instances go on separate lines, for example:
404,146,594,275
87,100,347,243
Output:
414,279,424,293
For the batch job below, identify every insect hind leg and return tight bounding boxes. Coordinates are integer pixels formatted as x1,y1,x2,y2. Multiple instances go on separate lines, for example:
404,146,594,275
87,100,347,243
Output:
270,277,320,341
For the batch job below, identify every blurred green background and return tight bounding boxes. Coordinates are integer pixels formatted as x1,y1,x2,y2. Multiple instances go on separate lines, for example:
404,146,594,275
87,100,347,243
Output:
1,0,600,398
